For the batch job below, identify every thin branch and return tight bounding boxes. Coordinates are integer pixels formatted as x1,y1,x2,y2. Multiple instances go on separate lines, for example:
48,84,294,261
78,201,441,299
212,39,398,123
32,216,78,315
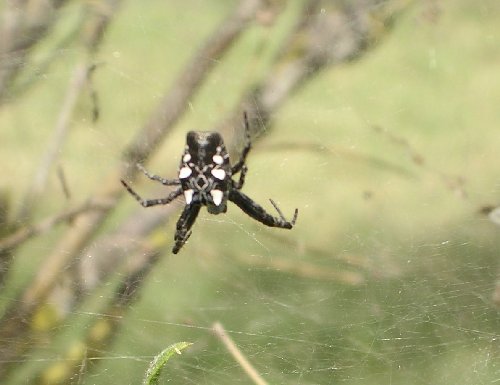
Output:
372,124,468,198
236,253,365,285
57,165,71,200
0,191,13,289
217,0,411,138
213,322,269,385
16,62,92,221
0,0,123,315
32,239,166,385
121,0,263,166
16,0,123,222
7,17,84,99
493,277,500,308
0,0,72,104
0,200,112,253
259,230,375,270
260,141,414,177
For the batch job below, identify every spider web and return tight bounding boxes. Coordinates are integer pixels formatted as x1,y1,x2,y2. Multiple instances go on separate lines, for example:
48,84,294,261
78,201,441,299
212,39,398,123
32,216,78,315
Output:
1,1,500,385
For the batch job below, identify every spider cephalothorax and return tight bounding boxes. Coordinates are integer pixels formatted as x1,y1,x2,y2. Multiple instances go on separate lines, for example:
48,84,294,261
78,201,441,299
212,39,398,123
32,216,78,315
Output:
121,113,298,254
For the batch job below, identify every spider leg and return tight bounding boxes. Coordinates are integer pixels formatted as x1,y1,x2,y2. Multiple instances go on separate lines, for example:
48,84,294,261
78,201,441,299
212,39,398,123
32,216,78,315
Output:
229,190,298,229
136,163,180,186
121,180,182,207
232,164,248,190
231,112,252,174
172,203,201,254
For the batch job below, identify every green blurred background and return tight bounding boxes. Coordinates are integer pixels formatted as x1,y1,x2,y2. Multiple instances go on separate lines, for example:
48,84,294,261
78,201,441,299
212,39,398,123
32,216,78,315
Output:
1,1,500,384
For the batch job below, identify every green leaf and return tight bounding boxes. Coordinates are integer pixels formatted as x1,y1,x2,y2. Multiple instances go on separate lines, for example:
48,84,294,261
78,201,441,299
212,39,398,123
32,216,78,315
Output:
143,341,192,385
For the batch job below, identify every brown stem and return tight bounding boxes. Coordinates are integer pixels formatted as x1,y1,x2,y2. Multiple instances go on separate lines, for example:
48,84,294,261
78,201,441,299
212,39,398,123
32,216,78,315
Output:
213,322,269,385
236,253,365,285
32,243,164,385
0,0,72,104
16,62,93,221
0,200,112,254
16,0,123,222
121,0,263,166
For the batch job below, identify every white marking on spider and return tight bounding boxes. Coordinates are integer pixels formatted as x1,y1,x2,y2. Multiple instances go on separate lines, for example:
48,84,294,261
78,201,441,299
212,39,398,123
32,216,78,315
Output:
212,154,224,165
211,168,226,180
210,189,223,206
179,166,192,179
183,153,191,163
184,189,194,204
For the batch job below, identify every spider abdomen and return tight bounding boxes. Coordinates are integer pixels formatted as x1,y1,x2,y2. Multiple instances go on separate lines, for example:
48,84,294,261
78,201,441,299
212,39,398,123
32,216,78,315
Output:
179,131,231,213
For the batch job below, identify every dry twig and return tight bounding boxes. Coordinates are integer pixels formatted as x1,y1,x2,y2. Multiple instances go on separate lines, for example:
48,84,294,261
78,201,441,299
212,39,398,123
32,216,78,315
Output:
372,125,468,198
0,0,72,104
0,200,112,253
16,62,95,221
0,0,123,302
33,242,164,385
213,322,269,385
237,253,365,285
16,0,123,222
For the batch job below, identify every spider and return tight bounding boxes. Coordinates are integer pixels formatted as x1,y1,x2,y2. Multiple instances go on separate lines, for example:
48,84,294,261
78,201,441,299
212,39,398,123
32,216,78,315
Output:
120,113,298,254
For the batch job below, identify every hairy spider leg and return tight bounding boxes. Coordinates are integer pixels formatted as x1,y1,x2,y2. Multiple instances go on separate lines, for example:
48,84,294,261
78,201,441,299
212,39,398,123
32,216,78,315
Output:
172,203,202,254
228,190,298,229
269,198,298,225
120,180,182,207
232,165,248,190
231,112,252,189
231,111,252,175
136,163,181,186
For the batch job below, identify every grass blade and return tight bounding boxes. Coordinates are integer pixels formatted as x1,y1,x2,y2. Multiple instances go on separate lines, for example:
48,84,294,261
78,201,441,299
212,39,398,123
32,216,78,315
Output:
143,341,192,385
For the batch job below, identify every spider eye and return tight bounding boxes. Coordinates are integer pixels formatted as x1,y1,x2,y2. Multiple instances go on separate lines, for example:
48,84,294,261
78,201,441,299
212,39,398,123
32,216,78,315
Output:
179,166,192,179
211,168,226,180
210,189,223,206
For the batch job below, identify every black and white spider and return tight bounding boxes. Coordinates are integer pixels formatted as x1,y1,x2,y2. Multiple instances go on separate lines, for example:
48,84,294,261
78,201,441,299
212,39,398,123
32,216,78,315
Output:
121,113,298,254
